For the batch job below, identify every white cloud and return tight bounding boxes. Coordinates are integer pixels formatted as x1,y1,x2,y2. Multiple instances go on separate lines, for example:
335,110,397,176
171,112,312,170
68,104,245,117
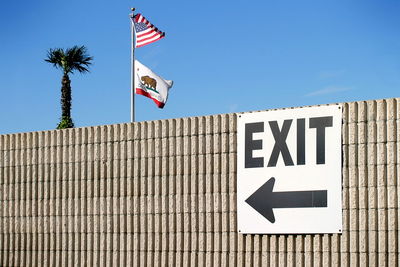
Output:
306,86,352,97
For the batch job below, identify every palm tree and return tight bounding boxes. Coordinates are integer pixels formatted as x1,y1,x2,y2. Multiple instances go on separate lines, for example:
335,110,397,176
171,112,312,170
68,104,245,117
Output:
45,45,93,129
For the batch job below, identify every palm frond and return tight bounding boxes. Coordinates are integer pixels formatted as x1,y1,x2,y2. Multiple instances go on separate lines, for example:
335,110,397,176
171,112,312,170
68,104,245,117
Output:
66,45,93,74
45,45,93,74
44,48,65,70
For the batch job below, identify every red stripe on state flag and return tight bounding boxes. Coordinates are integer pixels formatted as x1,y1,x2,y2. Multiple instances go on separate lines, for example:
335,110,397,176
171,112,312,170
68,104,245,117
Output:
136,88,165,108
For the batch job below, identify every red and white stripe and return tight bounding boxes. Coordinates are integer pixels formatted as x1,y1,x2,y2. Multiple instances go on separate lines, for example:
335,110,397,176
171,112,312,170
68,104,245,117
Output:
135,88,165,108
133,14,165,48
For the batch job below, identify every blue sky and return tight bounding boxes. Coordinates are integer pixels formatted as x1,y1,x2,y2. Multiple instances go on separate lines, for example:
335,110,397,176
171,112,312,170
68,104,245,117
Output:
1,1,399,134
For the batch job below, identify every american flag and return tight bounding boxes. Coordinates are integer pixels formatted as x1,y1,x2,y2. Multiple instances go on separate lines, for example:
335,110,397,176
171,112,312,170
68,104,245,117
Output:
132,13,165,48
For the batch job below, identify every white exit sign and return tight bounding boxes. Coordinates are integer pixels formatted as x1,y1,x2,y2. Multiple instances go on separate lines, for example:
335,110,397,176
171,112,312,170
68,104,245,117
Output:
237,105,342,234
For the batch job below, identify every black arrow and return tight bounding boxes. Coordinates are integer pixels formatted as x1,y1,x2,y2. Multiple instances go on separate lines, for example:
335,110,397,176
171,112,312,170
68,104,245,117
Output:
245,177,327,223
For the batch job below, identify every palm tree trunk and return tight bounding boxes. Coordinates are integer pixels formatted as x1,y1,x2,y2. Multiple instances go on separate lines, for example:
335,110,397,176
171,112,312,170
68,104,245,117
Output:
58,73,74,128
61,74,72,118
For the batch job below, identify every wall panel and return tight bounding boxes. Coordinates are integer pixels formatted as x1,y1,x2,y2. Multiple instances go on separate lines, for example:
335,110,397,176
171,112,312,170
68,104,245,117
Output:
0,98,399,266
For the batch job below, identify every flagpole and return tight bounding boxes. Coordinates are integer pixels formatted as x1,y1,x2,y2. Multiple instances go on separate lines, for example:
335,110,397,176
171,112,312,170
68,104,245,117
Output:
130,8,136,122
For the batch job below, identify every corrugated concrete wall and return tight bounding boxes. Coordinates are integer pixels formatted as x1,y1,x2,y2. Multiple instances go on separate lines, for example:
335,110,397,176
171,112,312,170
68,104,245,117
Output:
0,98,399,266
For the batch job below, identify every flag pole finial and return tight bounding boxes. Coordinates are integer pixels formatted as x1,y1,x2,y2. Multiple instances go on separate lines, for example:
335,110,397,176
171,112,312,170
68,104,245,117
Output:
130,7,136,18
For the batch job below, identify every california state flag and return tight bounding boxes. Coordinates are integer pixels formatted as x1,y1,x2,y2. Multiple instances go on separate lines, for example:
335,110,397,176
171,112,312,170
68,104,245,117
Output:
135,60,173,108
